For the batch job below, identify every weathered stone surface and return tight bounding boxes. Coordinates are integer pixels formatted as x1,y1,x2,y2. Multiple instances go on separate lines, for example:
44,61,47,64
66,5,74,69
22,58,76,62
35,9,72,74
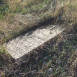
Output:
5,25,65,59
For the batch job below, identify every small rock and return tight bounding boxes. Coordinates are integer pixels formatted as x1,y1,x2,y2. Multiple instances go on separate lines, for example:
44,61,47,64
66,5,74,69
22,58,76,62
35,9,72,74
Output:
48,68,52,75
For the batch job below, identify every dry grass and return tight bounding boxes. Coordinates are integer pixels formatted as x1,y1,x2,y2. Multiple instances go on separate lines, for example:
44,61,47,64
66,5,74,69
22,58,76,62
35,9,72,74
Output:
7,0,48,13
3,30,77,77
0,0,77,76
0,0,77,44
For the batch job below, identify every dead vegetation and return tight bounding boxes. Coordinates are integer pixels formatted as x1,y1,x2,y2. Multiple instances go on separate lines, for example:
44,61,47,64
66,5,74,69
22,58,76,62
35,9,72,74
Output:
0,0,77,44
3,29,77,77
0,0,77,77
